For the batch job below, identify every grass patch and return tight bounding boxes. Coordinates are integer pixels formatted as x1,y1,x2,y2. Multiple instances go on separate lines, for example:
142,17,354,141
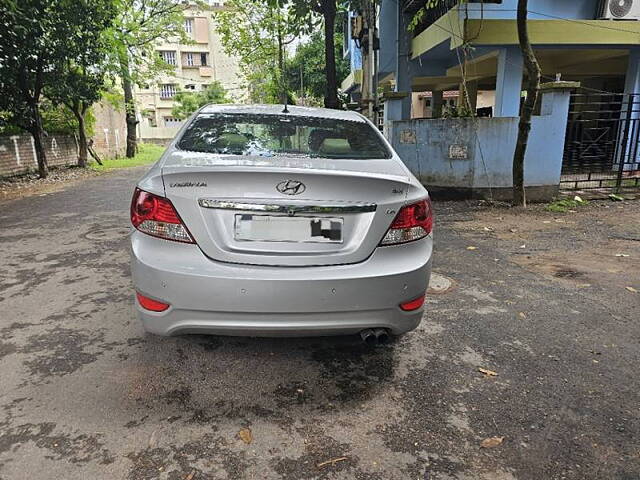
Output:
546,197,589,213
604,178,640,188
90,143,165,171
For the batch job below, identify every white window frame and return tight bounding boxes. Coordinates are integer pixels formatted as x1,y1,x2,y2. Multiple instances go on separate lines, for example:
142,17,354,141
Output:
160,50,177,66
184,18,193,35
160,84,177,99
186,53,194,67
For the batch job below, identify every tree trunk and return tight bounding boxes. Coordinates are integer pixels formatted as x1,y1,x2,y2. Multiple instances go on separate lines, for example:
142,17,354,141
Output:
31,105,48,179
71,101,89,168
322,0,339,109
77,114,88,168
120,52,138,158
512,0,541,207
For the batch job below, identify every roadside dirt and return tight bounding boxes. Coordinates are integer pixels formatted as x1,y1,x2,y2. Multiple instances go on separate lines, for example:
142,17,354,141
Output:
449,198,640,297
0,167,101,204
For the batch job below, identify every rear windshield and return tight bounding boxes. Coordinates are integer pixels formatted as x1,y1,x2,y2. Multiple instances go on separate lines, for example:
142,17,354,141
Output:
177,113,391,159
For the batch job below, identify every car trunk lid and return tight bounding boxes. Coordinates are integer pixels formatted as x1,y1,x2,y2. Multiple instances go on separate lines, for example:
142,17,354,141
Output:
161,152,414,267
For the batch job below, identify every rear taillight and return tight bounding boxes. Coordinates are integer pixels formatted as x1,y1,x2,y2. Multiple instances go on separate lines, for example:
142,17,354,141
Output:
136,292,170,312
130,188,194,243
400,294,426,311
380,199,433,246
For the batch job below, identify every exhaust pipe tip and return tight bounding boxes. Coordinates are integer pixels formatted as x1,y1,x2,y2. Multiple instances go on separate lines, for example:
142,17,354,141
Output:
360,329,378,346
374,328,391,345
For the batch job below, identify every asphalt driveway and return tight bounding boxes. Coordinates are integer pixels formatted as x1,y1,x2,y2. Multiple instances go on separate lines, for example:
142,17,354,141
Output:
0,167,638,480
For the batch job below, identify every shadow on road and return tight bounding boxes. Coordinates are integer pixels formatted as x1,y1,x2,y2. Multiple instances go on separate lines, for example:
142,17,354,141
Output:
124,332,400,422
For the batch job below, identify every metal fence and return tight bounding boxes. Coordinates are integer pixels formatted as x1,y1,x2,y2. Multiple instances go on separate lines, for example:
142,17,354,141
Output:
561,92,640,192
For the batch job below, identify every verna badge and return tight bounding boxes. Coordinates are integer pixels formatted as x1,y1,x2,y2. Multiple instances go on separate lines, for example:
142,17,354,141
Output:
276,180,306,195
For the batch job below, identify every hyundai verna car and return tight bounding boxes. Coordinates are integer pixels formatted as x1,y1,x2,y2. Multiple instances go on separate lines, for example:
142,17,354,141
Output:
130,105,432,344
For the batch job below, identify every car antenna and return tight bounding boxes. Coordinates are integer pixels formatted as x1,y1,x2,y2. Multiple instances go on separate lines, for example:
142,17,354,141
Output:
282,58,289,113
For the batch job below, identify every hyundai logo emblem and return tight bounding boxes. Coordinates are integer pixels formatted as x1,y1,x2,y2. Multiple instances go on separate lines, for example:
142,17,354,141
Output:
276,180,306,196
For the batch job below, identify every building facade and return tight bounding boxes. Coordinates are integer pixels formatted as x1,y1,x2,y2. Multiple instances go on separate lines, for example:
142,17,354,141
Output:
343,1,640,121
135,1,245,141
378,0,640,124
342,0,640,198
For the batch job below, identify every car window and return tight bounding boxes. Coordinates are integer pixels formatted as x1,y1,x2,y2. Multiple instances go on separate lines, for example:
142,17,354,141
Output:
177,113,391,159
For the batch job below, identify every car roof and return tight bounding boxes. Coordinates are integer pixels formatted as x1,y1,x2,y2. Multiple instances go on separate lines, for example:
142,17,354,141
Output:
198,104,367,123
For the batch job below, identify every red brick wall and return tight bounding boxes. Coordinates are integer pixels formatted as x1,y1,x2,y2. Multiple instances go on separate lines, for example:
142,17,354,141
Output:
0,134,78,177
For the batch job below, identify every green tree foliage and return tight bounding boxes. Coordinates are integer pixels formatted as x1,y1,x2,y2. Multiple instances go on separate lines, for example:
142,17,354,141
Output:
0,101,94,136
46,66,107,167
289,0,343,109
46,8,116,168
109,0,189,157
215,0,303,104
171,82,230,119
286,31,349,106
0,0,116,178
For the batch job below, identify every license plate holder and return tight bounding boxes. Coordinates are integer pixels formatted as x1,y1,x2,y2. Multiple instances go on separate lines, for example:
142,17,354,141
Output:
234,214,343,243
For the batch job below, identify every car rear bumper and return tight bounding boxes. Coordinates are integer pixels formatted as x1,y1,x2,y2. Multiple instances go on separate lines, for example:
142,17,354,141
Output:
130,231,432,337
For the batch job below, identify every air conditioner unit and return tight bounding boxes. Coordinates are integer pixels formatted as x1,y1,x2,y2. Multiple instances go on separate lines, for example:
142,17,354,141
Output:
599,0,640,20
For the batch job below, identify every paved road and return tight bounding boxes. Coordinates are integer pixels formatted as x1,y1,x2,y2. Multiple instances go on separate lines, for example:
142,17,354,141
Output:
1,168,638,480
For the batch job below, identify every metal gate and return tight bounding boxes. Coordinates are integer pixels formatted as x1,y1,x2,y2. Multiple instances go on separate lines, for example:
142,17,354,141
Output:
561,93,640,192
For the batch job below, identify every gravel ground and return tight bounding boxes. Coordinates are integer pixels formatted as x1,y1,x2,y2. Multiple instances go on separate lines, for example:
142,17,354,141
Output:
0,167,100,204
0,167,638,480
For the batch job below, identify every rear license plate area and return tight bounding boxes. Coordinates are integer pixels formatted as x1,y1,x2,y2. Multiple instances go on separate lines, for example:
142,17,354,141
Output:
234,214,343,243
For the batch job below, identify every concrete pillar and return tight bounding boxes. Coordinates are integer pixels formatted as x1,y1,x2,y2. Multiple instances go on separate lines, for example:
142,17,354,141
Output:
524,82,577,198
539,84,573,119
432,90,443,118
383,93,411,139
495,46,523,117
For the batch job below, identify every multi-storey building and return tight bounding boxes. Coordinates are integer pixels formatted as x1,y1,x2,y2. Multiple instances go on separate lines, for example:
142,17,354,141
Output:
136,1,245,141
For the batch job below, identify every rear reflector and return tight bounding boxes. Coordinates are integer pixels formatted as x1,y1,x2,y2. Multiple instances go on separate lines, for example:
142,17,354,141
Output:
400,294,426,312
131,188,195,243
136,292,170,312
380,198,433,246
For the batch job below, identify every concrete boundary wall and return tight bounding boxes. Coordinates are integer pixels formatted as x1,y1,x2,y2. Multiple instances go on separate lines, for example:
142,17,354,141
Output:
391,88,572,201
92,101,127,159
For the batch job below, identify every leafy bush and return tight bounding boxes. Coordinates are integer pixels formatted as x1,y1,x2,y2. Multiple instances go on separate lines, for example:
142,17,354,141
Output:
171,82,230,120
0,99,95,136
546,197,588,213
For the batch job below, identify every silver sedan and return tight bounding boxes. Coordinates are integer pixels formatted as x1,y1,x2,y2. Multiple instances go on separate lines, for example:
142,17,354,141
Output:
129,105,433,345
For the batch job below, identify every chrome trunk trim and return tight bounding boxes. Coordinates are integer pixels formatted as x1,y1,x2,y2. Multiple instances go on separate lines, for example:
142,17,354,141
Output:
198,199,377,214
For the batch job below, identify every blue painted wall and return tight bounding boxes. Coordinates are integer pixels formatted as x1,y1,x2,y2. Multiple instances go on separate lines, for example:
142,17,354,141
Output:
390,89,572,198
344,11,362,71
378,0,398,77
464,0,601,20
